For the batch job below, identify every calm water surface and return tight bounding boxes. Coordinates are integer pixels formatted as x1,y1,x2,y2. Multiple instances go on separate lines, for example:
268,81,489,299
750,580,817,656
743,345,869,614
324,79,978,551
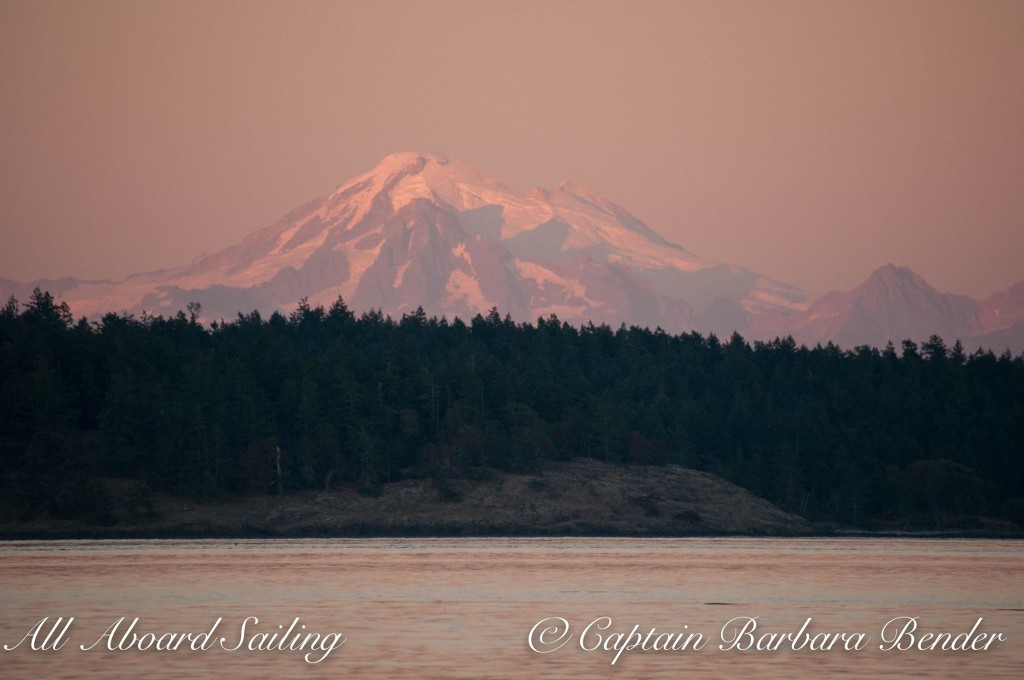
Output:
0,538,1021,678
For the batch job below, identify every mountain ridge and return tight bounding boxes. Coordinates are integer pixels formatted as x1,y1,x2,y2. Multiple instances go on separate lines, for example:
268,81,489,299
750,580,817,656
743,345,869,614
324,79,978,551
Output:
2,153,1022,352
774,263,1023,353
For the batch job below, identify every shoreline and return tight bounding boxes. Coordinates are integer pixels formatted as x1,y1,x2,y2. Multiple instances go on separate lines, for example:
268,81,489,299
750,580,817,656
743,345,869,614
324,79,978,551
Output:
2,527,1021,542
4,460,1019,542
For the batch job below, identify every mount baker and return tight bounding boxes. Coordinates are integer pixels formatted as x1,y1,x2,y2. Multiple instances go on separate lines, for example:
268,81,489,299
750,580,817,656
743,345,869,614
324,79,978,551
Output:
3,152,1021,352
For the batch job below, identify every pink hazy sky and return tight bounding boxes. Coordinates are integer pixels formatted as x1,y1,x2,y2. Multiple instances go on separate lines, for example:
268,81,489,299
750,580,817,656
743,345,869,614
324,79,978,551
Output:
1,0,1022,298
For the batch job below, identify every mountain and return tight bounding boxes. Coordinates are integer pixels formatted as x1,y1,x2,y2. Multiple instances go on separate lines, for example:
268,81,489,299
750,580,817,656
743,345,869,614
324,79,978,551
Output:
1,152,1021,353
979,281,1024,333
967,281,1024,354
787,264,980,348
0,152,810,333
783,264,1024,353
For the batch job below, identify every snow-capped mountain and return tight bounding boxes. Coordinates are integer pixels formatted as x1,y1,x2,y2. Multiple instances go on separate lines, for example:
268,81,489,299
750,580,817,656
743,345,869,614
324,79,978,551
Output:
1,152,810,333
3,152,1021,352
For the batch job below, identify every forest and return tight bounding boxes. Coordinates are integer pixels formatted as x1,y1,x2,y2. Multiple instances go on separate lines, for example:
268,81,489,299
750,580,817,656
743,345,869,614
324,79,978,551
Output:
1,288,1022,530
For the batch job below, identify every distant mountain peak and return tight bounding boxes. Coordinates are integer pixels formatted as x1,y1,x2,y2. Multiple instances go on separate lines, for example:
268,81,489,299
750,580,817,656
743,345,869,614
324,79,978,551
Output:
365,150,450,173
15,151,795,329
3,151,1021,350
861,263,934,295
871,262,922,280
789,263,986,348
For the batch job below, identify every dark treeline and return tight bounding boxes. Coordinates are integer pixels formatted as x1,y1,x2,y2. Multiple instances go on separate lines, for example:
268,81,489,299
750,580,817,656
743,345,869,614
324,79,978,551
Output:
2,288,1023,529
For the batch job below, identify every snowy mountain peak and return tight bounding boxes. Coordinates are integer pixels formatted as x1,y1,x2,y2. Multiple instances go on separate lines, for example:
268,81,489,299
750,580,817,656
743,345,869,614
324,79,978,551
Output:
325,151,517,217
4,153,1021,350
1,152,814,337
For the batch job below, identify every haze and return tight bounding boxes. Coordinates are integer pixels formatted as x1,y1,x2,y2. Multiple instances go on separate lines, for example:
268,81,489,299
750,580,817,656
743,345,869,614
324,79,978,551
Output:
1,0,1022,298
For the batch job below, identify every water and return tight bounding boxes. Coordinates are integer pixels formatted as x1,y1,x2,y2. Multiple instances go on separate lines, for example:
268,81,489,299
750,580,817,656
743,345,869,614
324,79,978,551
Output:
0,538,1021,678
